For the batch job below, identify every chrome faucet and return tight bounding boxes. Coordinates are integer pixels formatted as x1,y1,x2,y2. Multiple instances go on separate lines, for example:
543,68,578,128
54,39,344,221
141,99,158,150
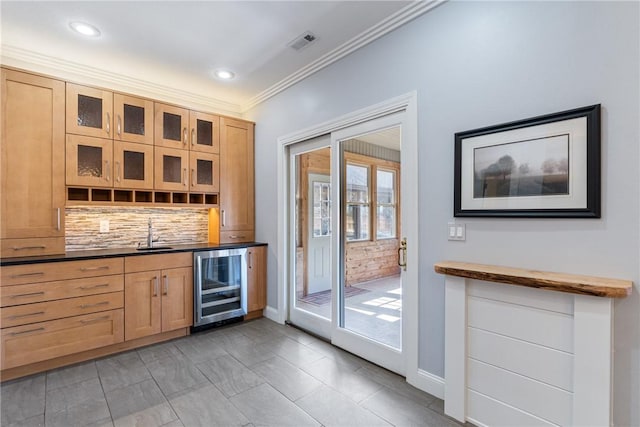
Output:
147,218,159,248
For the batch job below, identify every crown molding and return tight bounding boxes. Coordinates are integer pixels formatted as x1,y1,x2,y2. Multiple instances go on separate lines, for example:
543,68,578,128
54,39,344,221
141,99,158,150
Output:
241,0,444,112
0,45,244,117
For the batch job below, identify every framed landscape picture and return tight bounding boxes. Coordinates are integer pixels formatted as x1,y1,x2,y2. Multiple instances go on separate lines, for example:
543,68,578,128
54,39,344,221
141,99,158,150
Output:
454,104,601,218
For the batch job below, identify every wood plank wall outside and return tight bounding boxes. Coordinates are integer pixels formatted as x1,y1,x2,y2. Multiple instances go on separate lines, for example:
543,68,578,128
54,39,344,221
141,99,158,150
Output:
345,238,401,286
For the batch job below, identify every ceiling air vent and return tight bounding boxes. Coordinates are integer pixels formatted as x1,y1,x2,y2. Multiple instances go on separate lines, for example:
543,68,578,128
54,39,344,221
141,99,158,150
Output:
289,31,317,51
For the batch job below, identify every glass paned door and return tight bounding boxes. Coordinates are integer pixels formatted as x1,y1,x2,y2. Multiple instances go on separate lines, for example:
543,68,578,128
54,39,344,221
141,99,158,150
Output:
331,114,407,375
286,109,414,376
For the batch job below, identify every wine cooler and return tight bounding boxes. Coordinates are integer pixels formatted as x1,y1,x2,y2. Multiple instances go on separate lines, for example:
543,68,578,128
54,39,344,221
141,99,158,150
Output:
193,248,247,327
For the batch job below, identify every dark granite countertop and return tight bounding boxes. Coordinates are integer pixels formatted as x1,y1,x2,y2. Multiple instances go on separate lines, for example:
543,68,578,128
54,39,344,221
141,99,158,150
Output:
0,242,267,266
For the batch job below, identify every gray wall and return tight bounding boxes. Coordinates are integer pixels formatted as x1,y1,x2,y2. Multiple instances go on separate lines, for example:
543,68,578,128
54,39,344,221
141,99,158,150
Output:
245,2,639,425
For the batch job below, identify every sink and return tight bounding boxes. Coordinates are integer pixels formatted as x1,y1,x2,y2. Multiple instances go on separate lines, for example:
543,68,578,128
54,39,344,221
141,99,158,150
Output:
136,246,173,251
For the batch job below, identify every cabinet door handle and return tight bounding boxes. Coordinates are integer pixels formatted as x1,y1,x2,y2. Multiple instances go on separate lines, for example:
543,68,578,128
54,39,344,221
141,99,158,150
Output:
153,276,159,296
229,235,245,239
183,127,188,145
80,266,109,272
191,169,196,186
104,160,110,182
106,112,111,135
10,272,44,278
10,291,45,298
56,207,61,231
163,275,169,295
248,251,253,269
115,161,121,183
221,210,226,227
191,128,196,146
10,327,45,336
117,115,122,136
79,301,109,309
11,246,46,251
80,315,110,325
183,168,187,186
8,311,45,320
78,283,109,290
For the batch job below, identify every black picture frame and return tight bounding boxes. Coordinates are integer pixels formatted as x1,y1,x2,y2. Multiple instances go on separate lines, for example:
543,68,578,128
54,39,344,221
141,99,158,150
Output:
454,104,601,218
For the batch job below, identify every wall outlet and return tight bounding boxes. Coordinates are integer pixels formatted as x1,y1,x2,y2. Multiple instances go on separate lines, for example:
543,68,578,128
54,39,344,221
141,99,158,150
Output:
447,222,465,241
99,219,110,233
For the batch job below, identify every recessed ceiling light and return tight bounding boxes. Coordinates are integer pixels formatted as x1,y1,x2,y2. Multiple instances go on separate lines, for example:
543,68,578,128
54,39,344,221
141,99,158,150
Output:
214,69,235,80
69,21,101,37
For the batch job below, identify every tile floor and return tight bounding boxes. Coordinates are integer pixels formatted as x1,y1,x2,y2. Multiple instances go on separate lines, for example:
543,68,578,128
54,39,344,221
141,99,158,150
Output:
1,317,463,427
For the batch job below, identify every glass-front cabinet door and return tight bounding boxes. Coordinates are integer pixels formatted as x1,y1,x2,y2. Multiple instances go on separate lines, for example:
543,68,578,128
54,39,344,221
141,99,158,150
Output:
113,141,154,189
113,94,154,145
189,111,219,154
154,147,189,191
65,135,113,187
66,83,113,139
189,152,219,193
155,103,189,149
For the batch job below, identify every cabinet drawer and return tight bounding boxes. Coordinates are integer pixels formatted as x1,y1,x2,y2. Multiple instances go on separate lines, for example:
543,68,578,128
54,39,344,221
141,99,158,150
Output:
1,275,124,307
1,238,65,259
125,252,192,273
1,258,124,286
219,230,254,244
1,309,124,370
1,292,123,328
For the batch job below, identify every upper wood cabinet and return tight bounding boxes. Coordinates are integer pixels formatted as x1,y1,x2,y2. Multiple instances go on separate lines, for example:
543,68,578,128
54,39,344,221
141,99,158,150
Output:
155,104,219,153
113,93,154,145
1,69,65,257
66,83,114,139
189,152,220,193
67,84,154,144
114,141,154,189
189,111,219,154
154,146,190,191
219,117,255,242
155,103,189,149
66,134,113,187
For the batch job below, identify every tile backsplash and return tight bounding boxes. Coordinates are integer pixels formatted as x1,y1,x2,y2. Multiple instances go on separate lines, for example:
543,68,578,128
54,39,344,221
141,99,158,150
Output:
65,207,209,251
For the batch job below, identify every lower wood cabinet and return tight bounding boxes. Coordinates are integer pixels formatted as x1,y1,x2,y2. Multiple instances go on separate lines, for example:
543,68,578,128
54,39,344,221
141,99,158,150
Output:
247,245,267,315
1,310,124,370
124,253,193,340
0,258,125,371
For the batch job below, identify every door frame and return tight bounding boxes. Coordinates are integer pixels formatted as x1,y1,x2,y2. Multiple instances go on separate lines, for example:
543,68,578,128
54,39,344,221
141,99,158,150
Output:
276,91,419,380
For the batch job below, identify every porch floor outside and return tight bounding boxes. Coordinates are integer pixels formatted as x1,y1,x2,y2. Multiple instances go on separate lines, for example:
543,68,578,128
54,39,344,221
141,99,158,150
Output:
296,274,401,348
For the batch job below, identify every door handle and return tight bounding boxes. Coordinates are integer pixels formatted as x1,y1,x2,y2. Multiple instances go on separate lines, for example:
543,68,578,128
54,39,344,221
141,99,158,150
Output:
397,237,407,271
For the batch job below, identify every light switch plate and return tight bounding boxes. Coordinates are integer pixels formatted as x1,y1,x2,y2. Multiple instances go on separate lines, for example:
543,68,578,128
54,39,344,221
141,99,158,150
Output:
99,219,109,233
447,222,465,241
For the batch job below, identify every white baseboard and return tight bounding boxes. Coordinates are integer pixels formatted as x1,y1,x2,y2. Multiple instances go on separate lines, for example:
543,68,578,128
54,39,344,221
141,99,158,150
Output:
407,369,445,400
264,305,281,323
